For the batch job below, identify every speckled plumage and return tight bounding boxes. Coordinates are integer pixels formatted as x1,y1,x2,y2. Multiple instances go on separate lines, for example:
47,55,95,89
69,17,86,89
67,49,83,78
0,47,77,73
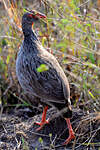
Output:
16,12,72,118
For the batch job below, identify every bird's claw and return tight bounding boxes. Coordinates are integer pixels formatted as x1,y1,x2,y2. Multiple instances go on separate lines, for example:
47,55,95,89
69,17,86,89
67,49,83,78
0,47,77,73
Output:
34,119,49,131
62,131,75,145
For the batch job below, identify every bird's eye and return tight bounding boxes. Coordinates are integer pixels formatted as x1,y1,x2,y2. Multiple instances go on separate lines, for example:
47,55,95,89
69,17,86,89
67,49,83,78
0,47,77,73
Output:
28,14,37,20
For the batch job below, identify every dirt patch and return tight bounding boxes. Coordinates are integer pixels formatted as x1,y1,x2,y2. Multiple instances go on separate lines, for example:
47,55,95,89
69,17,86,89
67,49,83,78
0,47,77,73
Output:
0,107,100,150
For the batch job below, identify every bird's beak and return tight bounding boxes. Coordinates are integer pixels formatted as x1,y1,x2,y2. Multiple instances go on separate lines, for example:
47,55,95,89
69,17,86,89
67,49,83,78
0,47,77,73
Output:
36,12,46,19
28,9,47,19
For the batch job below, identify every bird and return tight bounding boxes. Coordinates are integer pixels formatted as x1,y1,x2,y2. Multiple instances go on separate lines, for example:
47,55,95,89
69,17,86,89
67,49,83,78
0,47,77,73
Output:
16,10,75,145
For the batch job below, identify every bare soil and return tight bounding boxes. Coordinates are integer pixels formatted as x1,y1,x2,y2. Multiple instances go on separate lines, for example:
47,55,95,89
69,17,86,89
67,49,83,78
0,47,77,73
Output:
0,107,100,150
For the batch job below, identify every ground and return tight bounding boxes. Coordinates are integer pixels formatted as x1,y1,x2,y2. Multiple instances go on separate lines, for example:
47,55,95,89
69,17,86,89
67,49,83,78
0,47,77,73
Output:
0,106,100,150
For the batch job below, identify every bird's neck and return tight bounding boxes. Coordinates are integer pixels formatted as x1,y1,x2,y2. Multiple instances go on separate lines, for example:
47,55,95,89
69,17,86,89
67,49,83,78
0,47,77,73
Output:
22,23,38,41
22,23,31,36
22,23,41,54
31,30,39,41
22,25,40,53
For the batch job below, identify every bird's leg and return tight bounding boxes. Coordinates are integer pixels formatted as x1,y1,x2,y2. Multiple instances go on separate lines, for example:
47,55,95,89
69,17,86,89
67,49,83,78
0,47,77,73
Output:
63,118,75,145
35,106,49,131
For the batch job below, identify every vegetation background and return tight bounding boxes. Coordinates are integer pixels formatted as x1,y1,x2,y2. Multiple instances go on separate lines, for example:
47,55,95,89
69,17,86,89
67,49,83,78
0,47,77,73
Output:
0,0,100,149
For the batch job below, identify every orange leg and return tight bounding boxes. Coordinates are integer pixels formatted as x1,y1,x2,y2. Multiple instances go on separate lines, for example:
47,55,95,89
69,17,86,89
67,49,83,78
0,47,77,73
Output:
63,118,75,145
35,106,49,131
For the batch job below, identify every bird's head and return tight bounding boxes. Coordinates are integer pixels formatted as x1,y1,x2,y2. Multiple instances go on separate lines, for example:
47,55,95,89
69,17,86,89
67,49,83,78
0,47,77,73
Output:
22,10,46,26
22,10,46,37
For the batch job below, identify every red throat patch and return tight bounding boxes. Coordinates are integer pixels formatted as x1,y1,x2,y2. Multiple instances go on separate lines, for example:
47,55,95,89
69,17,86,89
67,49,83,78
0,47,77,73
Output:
32,22,34,27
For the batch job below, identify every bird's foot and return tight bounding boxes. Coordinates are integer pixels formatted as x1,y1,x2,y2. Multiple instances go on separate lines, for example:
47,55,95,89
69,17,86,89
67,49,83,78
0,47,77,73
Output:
35,119,49,131
62,130,75,145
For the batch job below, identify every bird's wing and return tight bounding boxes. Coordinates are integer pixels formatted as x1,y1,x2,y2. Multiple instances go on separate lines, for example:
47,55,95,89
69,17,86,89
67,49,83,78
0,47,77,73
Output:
28,49,70,104
40,51,70,100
